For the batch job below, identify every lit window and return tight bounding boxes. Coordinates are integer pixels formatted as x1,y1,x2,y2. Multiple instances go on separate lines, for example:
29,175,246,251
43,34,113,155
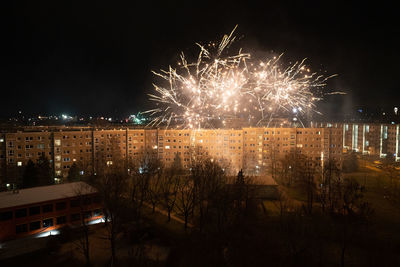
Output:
43,218,54,228
17,161,22,166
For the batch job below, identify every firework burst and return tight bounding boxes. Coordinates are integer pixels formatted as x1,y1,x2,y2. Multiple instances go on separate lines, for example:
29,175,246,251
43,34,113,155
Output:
146,26,338,128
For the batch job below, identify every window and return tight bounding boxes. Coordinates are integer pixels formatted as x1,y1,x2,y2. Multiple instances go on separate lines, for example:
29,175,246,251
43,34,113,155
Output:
0,211,13,221
29,206,40,216
70,199,80,208
83,211,92,219
92,196,101,204
56,216,67,225
16,224,28,234
43,218,54,228
70,213,81,222
37,144,45,149
15,208,27,218
56,202,66,210
42,204,53,213
29,221,41,231
83,197,92,205
93,209,102,217
17,161,22,166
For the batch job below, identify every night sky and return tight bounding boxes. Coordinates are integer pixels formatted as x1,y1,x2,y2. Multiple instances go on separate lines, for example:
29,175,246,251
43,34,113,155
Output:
4,1,399,119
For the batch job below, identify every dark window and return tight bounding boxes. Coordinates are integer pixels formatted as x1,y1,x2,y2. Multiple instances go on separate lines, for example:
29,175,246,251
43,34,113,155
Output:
83,211,92,219
56,202,66,210
0,211,13,221
83,197,92,205
93,209,102,217
16,224,28,234
56,216,67,225
43,218,53,228
70,213,81,222
70,199,81,208
92,196,101,203
15,208,27,218
42,204,53,213
29,206,40,216
29,221,41,231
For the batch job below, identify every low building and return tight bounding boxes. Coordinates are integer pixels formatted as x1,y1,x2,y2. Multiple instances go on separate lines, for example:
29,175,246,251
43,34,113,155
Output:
0,182,102,242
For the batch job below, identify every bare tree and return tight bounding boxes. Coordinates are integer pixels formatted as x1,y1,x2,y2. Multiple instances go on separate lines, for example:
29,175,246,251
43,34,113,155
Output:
130,149,163,218
73,182,96,266
297,156,317,214
190,156,226,231
176,175,195,230
319,158,342,212
93,146,130,266
147,167,163,213
159,167,180,222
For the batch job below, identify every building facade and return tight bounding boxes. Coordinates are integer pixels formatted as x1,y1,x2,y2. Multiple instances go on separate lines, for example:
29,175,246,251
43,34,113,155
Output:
0,182,102,242
0,125,344,185
342,123,400,161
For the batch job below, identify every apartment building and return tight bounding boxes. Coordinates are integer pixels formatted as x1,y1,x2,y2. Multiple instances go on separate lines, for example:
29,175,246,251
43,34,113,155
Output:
0,126,343,184
342,123,400,161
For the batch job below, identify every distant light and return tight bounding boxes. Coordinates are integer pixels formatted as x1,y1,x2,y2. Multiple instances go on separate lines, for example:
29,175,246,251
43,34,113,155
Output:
79,171,84,175
292,108,298,113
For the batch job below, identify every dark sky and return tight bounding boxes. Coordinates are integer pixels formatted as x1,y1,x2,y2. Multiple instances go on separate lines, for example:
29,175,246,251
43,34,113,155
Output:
4,1,400,118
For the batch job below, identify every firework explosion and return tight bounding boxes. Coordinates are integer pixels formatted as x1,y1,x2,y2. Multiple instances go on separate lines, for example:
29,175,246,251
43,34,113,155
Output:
146,26,338,128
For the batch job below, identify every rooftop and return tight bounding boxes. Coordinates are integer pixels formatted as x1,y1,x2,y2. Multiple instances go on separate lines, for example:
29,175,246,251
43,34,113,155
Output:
0,182,97,210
